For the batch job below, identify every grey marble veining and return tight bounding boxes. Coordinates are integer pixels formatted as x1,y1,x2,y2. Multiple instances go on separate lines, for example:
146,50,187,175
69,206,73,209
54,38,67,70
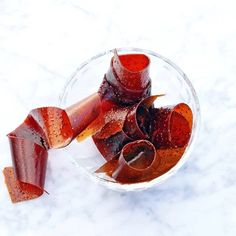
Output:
1,0,236,235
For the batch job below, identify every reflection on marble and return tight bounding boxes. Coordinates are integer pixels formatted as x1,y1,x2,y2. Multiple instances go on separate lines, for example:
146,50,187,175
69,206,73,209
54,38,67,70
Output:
0,0,236,235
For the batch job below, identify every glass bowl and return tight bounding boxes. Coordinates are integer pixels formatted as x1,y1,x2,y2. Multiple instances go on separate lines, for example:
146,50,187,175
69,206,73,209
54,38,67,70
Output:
60,47,200,191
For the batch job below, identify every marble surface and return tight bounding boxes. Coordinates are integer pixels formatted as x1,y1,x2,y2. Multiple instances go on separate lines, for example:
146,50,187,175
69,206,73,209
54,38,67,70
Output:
1,0,236,235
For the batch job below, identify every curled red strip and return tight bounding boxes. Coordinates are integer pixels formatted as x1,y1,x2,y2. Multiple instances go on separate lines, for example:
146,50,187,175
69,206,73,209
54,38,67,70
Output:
92,96,159,161
92,113,133,161
99,50,151,105
4,94,101,203
96,140,161,183
4,107,73,203
123,95,163,140
66,93,101,139
112,140,158,183
151,103,193,149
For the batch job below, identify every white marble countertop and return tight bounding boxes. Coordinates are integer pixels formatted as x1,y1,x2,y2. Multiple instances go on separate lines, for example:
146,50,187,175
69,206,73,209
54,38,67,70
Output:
1,0,236,235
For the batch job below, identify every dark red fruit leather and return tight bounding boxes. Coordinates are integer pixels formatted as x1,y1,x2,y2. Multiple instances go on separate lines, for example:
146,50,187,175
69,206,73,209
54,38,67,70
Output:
4,95,101,203
99,50,151,105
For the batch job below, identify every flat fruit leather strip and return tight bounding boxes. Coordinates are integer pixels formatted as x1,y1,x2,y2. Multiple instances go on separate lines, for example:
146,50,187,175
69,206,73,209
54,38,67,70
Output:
99,50,151,105
154,147,186,175
151,103,193,149
76,99,121,141
4,94,101,203
95,157,119,176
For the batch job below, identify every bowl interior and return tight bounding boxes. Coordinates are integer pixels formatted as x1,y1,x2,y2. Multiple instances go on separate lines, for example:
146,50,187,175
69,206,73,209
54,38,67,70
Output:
60,47,200,191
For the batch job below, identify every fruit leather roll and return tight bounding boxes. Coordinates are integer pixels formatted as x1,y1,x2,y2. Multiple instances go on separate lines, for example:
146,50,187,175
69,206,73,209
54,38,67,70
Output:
151,103,193,149
99,50,151,105
4,94,101,203
93,96,159,162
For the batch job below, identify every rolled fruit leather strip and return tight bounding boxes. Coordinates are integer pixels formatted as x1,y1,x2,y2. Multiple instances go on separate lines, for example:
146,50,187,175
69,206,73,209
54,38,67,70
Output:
92,117,133,162
95,95,160,172
77,50,152,141
149,103,193,176
97,140,158,183
93,95,160,162
98,49,151,105
112,140,159,184
123,95,164,140
4,93,101,203
151,103,193,149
